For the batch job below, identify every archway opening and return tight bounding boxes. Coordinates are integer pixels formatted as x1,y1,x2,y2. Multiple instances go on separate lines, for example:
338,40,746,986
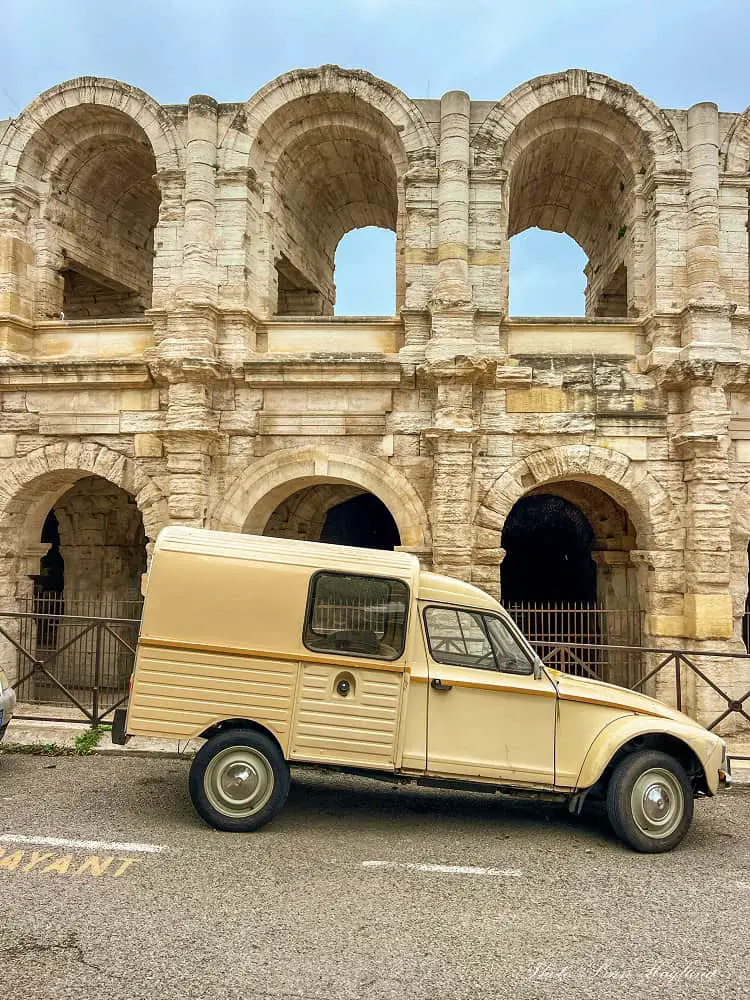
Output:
259,483,401,550
17,106,160,319
255,92,405,318
16,474,147,707
501,494,596,604
505,97,645,318
509,229,587,316
501,482,641,680
333,227,397,315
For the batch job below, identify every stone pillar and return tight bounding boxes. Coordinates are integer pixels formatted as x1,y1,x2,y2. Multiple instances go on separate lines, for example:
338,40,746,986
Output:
421,356,493,584
151,168,186,311
153,359,221,527
0,186,38,358
429,92,474,343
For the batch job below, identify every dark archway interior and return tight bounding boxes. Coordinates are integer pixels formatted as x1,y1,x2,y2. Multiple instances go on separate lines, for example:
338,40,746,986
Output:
501,493,596,605
37,510,64,596
321,493,401,550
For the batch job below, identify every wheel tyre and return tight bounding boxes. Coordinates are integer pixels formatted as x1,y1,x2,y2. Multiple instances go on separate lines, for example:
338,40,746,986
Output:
606,749,694,853
189,728,290,832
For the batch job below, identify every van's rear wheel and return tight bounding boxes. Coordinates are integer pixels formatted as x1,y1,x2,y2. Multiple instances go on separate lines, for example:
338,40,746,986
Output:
606,750,693,853
189,729,290,832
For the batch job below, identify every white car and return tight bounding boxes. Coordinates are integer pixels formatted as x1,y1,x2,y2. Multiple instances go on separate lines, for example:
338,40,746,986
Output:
0,669,15,742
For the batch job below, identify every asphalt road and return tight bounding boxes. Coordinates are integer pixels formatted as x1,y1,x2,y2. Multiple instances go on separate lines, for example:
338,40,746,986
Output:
0,752,748,1000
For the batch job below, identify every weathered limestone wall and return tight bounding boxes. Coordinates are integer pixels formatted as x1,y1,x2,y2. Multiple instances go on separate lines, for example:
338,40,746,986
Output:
1,67,750,727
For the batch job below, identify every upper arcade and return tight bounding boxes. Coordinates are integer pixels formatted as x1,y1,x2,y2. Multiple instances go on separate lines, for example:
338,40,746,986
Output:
0,66,748,367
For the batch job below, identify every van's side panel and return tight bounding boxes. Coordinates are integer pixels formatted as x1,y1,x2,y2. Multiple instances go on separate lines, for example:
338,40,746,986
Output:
288,662,406,769
128,646,297,748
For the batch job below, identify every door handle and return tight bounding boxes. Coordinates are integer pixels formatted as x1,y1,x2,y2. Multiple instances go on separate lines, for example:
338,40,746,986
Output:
431,678,453,692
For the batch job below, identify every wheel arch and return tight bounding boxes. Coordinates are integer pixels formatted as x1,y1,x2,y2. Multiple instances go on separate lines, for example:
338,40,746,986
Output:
198,718,287,758
576,717,711,795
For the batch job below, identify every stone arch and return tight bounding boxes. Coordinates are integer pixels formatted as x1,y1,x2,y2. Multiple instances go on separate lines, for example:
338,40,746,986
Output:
222,65,436,168
0,443,169,558
224,67,434,318
471,69,682,166
478,72,681,319
0,76,183,183
210,447,431,551
475,445,679,551
721,107,750,173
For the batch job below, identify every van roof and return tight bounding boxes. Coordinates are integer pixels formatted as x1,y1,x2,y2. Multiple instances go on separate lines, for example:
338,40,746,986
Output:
418,571,503,612
154,526,421,578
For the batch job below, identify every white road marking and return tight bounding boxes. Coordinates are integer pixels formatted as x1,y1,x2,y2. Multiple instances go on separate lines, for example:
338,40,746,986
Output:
0,834,166,854
362,860,523,877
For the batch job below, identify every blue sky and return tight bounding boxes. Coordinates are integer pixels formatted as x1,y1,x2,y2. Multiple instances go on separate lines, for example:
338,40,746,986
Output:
3,0,748,316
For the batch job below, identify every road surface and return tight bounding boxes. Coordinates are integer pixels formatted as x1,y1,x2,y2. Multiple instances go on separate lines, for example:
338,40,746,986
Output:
0,752,747,1000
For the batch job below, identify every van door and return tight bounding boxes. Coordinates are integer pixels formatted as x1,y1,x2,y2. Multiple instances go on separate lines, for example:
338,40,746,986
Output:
289,570,411,771
422,605,556,786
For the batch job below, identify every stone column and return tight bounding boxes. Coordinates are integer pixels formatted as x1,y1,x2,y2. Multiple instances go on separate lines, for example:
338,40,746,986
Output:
429,91,474,343
680,102,735,355
180,95,219,306
686,103,722,304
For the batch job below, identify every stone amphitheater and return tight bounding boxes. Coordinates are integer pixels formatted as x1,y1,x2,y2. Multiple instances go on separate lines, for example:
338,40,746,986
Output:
2,66,750,722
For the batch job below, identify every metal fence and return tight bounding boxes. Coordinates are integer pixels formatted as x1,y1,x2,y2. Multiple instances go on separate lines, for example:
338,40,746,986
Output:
2,597,749,735
506,603,644,688
5,594,143,724
532,639,750,733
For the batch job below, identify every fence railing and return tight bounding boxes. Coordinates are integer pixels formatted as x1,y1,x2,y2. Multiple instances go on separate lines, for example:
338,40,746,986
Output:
2,603,749,735
3,600,142,725
534,639,750,733
506,603,644,688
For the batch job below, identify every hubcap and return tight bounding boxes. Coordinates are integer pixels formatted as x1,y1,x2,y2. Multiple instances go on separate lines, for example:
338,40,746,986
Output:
204,747,275,819
630,767,684,839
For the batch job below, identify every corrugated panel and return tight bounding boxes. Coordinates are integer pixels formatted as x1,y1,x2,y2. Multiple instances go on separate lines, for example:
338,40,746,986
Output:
290,663,404,769
128,648,296,743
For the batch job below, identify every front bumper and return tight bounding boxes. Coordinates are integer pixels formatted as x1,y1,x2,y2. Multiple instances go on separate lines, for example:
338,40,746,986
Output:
0,685,16,741
719,754,732,789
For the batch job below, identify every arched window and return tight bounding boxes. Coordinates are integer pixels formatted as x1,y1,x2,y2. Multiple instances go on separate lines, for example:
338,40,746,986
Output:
509,229,587,316
332,227,397,315
504,97,642,319
252,91,406,318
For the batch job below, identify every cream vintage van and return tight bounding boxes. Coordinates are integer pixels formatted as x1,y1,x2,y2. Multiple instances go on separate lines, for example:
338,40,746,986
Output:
113,526,730,852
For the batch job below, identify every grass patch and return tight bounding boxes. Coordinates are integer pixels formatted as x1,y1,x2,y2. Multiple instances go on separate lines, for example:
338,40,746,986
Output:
73,725,107,756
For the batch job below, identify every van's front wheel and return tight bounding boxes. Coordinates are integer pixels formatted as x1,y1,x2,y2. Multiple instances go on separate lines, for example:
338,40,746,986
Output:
189,729,290,832
606,750,693,853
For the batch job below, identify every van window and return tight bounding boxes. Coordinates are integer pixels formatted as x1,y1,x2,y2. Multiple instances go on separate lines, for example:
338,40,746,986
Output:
304,572,409,661
423,607,496,670
424,607,533,675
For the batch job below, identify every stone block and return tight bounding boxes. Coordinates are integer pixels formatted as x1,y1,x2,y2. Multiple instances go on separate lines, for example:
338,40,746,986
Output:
505,388,568,413
684,593,734,640
0,433,16,457
645,614,686,637
134,434,163,458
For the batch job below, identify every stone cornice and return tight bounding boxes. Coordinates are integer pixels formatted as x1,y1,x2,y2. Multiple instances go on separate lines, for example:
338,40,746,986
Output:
243,358,404,387
0,360,152,390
